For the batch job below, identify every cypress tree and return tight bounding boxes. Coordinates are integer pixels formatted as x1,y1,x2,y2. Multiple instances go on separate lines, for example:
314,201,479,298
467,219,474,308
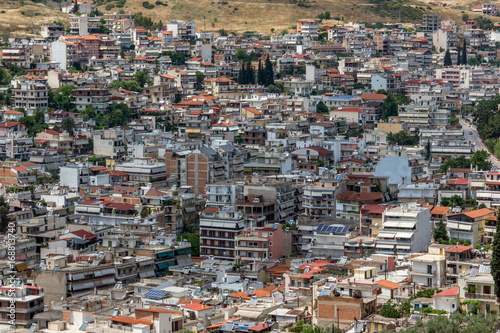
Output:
456,46,461,65
264,55,274,86
443,49,452,67
462,39,467,65
491,213,500,297
247,62,255,84
238,64,244,84
257,60,265,85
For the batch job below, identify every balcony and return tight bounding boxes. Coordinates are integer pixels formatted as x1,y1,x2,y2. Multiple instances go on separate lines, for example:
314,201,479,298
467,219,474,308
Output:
465,292,497,301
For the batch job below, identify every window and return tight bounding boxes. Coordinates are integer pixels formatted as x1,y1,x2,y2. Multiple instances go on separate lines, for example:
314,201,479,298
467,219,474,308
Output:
269,242,273,246
427,277,432,286
248,242,258,247
427,265,432,274
269,252,273,258
240,241,246,246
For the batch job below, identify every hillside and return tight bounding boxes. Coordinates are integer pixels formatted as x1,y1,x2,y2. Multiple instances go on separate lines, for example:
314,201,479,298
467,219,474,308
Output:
95,0,500,34
0,0,69,38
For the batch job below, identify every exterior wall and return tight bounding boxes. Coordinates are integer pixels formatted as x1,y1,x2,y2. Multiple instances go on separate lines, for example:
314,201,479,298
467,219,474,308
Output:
0,166,16,186
31,271,67,304
186,152,209,195
317,296,376,328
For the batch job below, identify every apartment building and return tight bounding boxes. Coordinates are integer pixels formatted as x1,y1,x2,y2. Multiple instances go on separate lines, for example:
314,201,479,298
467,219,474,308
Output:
93,129,127,159
199,208,247,261
235,225,283,267
166,20,196,40
410,254,446,287
296,19,320,39
10,79,49,114
303,178,342,218
0,284,44,327
114,158,167,187
375,203,432,256
74,84,111,112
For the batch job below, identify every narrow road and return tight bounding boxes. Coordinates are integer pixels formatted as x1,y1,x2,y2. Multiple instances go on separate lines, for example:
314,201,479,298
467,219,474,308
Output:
460,117,500,170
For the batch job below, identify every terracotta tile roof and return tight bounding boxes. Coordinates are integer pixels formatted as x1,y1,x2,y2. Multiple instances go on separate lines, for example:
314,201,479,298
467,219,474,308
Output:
445,245,473,253
110,316,152,325
434,286,459,297
376,280,399,290
182,303,212,311
360,93,387,100
463,208,494,218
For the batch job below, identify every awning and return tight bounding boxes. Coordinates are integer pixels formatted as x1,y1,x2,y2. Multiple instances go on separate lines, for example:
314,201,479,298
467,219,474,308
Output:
101,268,115,275
139,270,155,278
88,207,101,214
70,273,85,281
377,232,396,239
16,263,27,272
397,245,411,250
446,222,472,231
94,270,103,277
396,232,414,239
72,282,94,290
376,244,395,249
138,260,154,266
101,277,116,285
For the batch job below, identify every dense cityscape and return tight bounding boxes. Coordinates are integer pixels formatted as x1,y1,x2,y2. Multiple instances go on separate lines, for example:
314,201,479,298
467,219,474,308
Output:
1,0,500,332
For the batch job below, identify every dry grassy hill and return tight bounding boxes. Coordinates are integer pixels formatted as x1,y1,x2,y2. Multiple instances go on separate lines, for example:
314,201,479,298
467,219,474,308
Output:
96,0,500,34
1,0,499,38
0,0,69,38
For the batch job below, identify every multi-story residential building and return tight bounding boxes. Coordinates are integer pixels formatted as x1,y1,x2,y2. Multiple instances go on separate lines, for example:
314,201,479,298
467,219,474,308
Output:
303,223,352,258
70,15,101,36
235,225,283,267
115,158,167,187
463,267,498,313
205,182,245,208
472,3,498,15
0,48,29,68
420,14,442,32
0,284,44,327
446,208,495,245
166,20,196,40
303,178,342,218
335,191,383,221
10,79,48,114
40,23,65,40
93,129,127,159
375,203,432,256
410,254,446,287
74,84,111,112
199,207,247,261
296,19,320,39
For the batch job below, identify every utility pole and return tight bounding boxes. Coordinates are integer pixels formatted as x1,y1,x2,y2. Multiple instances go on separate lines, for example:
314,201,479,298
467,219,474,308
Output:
337,308,340,333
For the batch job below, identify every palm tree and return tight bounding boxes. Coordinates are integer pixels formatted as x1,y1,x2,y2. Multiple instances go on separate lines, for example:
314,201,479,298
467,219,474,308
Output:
61,117,75,135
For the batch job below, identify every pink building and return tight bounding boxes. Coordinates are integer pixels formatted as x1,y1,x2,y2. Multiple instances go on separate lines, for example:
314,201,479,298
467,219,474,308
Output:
235,225,283,268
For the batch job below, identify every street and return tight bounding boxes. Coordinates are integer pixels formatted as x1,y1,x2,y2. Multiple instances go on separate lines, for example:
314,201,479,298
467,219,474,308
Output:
460,117,500,169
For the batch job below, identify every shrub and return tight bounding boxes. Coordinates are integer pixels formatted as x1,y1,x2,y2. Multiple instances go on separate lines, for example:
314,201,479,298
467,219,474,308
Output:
105,4,115,10
142,1,155,9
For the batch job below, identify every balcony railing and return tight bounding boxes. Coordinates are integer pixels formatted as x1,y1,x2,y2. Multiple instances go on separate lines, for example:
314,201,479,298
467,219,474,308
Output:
465,292,496,300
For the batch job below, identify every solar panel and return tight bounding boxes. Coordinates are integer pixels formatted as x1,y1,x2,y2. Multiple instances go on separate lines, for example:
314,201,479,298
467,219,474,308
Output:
316,224,324,231
343,226,349,233
193,287,201,296
333,227,340,233
145,289,168,300
306,252,312,258
249,298,258,306
29,324,36,333
485,266,491,274
322,225,329,231
248,289,255,295
78,323,88,331
319,289,331,296
327,226,333,232
479,265,486,273
152,281,175,291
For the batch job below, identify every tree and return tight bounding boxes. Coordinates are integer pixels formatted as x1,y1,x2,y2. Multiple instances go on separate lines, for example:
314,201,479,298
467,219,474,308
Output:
457,46,461,65
0,68,11,86
444,49,452,66
380,300,401,318
195,71,205,90
257,60,265,85
441,197,450,207
381,94,398,120
462,39,467,65
134,70,149,88
0,196,9,233
425,140,431,159
492,213,500,297
470,150,492,171
61,117,75,134
246,62,255,84
48,85,75,111
434,219,449,242
264,55,274,86
450,195,464,208
316,101,329,114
